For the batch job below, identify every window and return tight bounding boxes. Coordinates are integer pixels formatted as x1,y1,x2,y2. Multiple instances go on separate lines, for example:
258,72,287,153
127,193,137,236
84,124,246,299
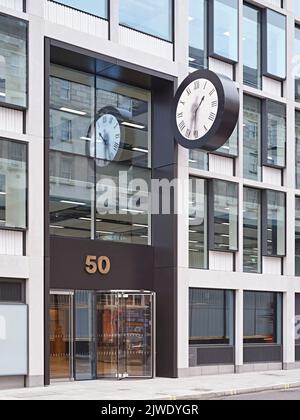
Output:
189,177,208,270
54,0,108,19
296,295,300,348
119,0,173,41
0,139,27,230
0,280,25,303
263,10,286,80
243,95,261,181
0,14,27,108
244,291,282,345
61,118,72,143
296,3,300,18
189,288,234,345
209,179,238,252
243,188,261,274
209,0,239,63
264,101,286,168
243,4,261,89
216,123,238,157
189,149,208,171
189,0,207,70
296,112,300,189
295,197,300,277
49,65,151,245
263,190,286,257
295,26,300,102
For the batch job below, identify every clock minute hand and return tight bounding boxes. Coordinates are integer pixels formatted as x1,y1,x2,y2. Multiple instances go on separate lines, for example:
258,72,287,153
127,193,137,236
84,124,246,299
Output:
195,96,205,114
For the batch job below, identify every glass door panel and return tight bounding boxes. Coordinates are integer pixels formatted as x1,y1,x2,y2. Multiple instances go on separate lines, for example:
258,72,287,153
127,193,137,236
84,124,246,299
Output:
96,293,119,378
74,290,96,381
49,293,73,381
124,294,153,378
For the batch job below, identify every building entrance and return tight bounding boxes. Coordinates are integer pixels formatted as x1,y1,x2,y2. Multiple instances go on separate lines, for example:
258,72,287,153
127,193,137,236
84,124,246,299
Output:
49,291,155,382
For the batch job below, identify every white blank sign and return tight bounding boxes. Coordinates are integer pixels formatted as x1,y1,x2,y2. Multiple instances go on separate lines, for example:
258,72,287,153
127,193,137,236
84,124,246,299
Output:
0,305,28,376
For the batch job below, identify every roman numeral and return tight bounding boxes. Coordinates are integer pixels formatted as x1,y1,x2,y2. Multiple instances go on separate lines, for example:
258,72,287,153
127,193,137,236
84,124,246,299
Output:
115,133,120,139
113,142,119,151
203,81,207,90
211,101,218,107
180,100,185,106
185,129,191,138
109,116,114,124
114,123,119,129
209,88,216,96
194,130,199,138
204,125,208,132
177,112,183,119
179,121,186,132
186,87,192,96
208,112,216,121
103,116,107,123
194,80,200,90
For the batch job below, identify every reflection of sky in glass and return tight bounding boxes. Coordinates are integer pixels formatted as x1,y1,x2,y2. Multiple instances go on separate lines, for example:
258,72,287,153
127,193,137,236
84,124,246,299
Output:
267,11,286,79
56,0,108,18
189,0,205,49
120,0,172,41
214,0,238,61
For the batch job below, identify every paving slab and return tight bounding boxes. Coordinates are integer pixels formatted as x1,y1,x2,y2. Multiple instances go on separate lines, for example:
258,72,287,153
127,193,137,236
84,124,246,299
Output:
0,369,300,400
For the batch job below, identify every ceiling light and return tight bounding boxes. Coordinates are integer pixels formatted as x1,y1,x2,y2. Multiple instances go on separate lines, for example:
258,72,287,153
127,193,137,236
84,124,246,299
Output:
60,107,87,116
133,224,147,228
122,122,145,130
97,230,114,235
80,136,92,141
121,208,145,214
188,16,194,22
0,92,6,97
189,57,196,62
60,200,86,206
0,192,6,195
224,31,230,37
132,147,149,154
50,225,64,229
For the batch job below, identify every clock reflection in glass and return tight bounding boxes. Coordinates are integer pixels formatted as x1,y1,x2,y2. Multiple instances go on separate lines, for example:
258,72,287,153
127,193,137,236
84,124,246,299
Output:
89,107,122,167
176,78,219,141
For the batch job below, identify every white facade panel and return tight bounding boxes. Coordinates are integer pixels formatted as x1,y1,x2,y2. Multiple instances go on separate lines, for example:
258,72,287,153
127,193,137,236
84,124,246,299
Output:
209,251,233,272
263,257,282,275
209,57,233,79
0,230,23,256
263,76,282,98
263,166,282,186
44,1,109,39
0,107,23,134
209,154,234,177
119,26,173,61
0,0,23,12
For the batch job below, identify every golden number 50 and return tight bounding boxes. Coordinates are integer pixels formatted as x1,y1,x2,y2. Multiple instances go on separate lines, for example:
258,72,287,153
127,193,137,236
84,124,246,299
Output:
85,255,111,275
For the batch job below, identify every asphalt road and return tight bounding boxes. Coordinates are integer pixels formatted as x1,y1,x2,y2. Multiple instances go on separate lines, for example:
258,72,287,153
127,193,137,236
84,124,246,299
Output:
215,388,300,400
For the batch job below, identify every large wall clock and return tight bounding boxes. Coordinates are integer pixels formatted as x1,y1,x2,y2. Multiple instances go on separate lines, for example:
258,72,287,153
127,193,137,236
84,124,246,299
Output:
172,69,240,152
88,106,123,167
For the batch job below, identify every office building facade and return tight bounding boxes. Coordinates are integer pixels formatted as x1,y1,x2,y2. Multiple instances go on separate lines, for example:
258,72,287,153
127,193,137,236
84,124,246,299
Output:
0,0,300,389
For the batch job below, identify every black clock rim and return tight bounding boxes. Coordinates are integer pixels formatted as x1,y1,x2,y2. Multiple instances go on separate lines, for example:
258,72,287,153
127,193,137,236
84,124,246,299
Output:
86,105,125,163
172,69,226,151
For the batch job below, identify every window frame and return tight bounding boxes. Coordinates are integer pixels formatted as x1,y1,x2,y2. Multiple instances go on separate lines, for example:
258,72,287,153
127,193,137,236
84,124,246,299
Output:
208,0,239,64
208,178,239,253
0,137,28,232
0,12,28,111
261,189,286,258
262,8,287,81
262,99,286,169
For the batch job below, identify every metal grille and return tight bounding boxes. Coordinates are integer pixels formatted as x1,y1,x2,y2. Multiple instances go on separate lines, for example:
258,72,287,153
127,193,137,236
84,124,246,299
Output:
0,281,24,303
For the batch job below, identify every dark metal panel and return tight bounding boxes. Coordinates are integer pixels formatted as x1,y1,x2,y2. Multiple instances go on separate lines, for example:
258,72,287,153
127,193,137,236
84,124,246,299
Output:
244,345,283,363
154,267,177,378
189,346,234,367
50,237,154,292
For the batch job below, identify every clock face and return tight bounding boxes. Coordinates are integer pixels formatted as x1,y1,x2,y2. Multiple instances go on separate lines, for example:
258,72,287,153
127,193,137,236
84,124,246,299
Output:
176,78,219,141
91,113,121,165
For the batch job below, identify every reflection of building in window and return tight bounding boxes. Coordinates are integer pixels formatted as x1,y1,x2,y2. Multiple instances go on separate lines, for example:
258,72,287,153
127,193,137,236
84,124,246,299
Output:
60,157,73,182
61,118,72,143
0,55,6,98
0,315,6,341
0,174,6,224
60,80,71,100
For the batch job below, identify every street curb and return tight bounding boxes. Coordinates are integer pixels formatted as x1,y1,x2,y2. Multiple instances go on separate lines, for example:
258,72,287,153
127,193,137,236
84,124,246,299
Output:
164,381,300,400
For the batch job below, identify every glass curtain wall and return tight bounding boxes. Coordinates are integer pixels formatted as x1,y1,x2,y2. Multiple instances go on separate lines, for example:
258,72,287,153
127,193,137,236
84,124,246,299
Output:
295,26,300,102
49,64,151,245
296,111,300,188
265,190,286,257
265,101,286,168
296,197,300,277
264,10,286,80
189,0,207,70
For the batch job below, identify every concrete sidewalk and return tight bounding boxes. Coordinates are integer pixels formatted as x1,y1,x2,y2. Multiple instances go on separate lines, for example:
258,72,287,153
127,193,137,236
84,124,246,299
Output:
0,369,300,400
